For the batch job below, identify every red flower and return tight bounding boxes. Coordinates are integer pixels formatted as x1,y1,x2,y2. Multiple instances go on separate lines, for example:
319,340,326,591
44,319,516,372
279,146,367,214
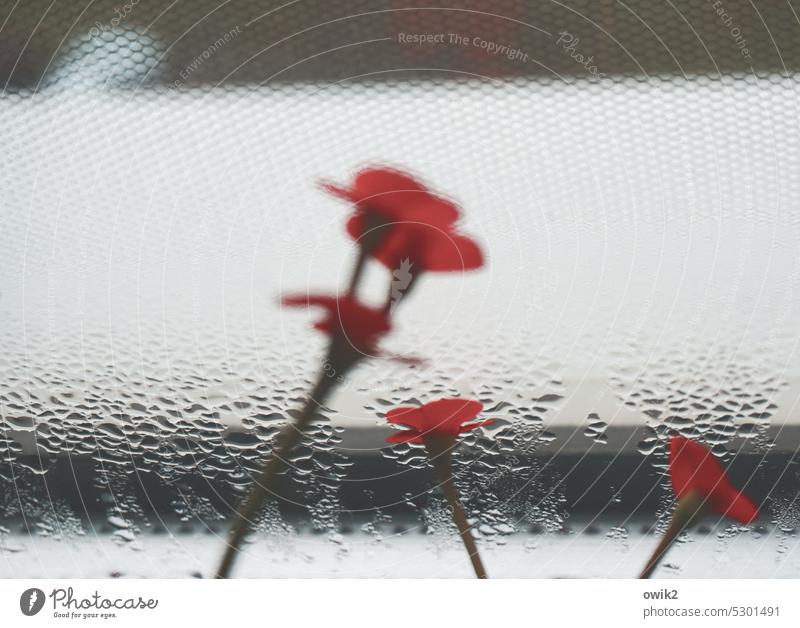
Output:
669,436,758,524
385,398,493,444
322,167,484,273
281,294,391,353
346,213,484,272
320,166,459,224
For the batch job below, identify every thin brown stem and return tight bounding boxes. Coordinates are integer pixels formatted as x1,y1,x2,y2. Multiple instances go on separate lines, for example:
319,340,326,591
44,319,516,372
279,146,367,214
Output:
426,438,488,579
639,492,705,579
347,246,369,295
348,215,387,295
218,210,409,578
216,340,359,579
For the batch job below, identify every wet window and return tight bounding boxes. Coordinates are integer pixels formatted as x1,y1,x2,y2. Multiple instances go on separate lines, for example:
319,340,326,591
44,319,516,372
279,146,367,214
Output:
1,0,798,578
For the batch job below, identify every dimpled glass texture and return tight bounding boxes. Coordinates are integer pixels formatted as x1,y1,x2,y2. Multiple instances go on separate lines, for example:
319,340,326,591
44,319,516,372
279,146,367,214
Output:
1,0,799,577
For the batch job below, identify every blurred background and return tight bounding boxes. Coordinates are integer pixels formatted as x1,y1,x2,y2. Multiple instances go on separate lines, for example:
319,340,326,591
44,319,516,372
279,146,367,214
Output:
1,0,800,577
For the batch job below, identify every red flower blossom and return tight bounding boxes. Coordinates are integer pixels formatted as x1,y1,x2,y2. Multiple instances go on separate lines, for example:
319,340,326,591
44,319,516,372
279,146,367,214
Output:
281,294,391,353
385,398,492,444
346,213,484,272
669,436,758,524
320,166,459,224
322,166,484,273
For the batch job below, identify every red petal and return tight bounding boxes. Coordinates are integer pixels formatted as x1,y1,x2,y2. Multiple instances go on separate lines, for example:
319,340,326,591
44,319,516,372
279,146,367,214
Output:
385,406,428,431
318,180,353,203
710,484,759,524
420,398,483,434
384,398,485,441
356,224,484,274
348,168,431,219
353,167,426,197
402,196,460,226
669,436,727,498
281,293,390,351
367,226,420,270
321,168,426,217
420,229,484,272
346,213,395,249
280,294,336,309
324,167,462,225
346,213,366,241
338,309,391,349
669,436,758,522
312,320,333,335
346,214,420,271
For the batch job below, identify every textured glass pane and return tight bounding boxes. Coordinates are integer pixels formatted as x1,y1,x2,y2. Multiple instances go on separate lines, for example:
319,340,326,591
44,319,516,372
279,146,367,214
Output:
1,0,798,579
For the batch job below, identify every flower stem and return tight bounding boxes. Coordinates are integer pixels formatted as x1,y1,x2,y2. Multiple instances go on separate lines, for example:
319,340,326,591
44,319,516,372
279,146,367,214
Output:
639,492,705,579
426,438,488,579
348,215,387,295
348,247,368,295
216,340,359,578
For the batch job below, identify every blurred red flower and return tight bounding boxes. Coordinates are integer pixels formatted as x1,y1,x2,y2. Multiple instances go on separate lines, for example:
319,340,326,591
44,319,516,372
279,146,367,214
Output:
322,166,484,273
669,436,758,524
281,294,391,353
346,212,484,272
385,398,492,444
320,166,459,224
